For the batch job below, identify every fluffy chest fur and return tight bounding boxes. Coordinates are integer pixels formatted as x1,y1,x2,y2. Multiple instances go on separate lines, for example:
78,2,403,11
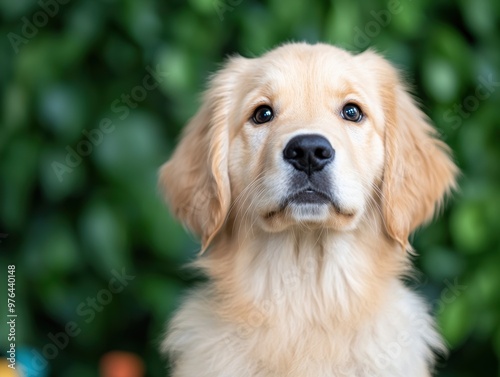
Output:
163,229,443,377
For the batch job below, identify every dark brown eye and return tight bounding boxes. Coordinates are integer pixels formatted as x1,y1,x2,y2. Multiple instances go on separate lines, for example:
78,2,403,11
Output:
341,104,363,122
252,105,274,124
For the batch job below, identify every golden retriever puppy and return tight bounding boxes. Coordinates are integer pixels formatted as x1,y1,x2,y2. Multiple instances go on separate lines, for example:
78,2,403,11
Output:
159,42,457,377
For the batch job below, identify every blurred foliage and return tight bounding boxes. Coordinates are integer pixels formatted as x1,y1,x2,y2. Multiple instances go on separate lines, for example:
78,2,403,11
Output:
0,0,499,376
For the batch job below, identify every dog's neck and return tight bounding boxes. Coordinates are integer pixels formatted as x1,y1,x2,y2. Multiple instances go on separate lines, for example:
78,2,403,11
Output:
198,214,408,326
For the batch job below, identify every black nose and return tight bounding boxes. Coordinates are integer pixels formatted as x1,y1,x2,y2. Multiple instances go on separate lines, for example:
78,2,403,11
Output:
283,134,335,175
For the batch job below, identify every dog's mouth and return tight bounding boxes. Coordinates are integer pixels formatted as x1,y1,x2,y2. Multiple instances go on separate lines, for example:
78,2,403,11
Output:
264,188,354,220
286,188,332,205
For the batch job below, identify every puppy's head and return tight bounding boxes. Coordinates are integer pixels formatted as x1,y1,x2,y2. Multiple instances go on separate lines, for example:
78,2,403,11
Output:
159,43,457,251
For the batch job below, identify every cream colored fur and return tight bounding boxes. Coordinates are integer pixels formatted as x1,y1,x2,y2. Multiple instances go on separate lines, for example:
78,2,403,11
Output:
159,43,458,377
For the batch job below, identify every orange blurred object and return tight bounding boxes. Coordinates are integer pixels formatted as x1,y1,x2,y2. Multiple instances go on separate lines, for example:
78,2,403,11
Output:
0,359,20,377
99,351,144,377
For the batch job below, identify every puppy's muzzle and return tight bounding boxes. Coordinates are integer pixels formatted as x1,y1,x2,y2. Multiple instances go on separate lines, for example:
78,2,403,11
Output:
283,134,335,176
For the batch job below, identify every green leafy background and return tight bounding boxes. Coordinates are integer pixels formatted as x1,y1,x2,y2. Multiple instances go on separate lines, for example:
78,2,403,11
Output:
1,0,499,376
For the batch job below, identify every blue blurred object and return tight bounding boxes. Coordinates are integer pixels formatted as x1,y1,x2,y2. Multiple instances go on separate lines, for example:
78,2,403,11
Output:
16,348,49,377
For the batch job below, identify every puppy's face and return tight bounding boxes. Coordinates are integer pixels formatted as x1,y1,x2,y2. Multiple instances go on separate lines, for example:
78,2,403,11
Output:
160,43,457,250
228,46,385,232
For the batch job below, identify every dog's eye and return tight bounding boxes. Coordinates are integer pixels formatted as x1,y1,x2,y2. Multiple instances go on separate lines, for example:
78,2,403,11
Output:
252,105,274,124
341,104,363,122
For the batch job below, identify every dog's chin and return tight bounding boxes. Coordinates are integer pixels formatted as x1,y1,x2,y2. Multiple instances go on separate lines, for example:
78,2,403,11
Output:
288,202,330,222
259,191,358,232
287,190,331,222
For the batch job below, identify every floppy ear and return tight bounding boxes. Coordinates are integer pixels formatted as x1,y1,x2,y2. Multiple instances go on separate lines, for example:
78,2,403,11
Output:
360,51,458,249
159,58,246,251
